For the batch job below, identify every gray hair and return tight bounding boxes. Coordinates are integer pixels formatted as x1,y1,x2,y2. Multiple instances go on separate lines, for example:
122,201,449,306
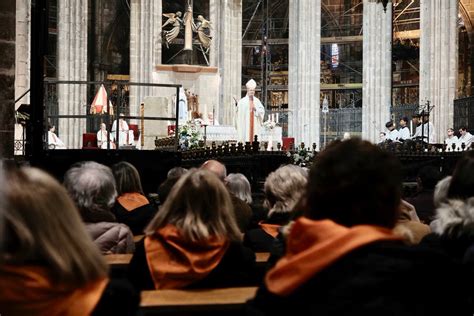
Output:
225,173,252,204
434,176,452,208
64,161,117,217
264,165,308,216
167,166,188,179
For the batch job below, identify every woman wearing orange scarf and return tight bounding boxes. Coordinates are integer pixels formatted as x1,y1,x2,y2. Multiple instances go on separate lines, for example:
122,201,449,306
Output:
0,167,138,316
247,139,468,315
128,169,256,290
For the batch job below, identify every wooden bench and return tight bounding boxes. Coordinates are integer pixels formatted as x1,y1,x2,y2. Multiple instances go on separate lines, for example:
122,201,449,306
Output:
140,287,258,315
105,252,270,269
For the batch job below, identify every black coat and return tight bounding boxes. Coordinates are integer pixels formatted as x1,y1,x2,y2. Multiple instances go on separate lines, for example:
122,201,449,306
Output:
111,201,157,235
128,239,257,290
247,240,470,316
244,212,291,252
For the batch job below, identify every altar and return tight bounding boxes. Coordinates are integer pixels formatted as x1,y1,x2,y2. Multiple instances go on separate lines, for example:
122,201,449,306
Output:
203,125,282,148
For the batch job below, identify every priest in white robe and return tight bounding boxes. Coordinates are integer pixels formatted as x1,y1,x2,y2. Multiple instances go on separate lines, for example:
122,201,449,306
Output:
111,114,134,146
236,79,265,143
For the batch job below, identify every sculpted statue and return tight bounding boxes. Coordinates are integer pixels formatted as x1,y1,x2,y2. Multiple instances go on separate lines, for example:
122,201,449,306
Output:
162,11,183,48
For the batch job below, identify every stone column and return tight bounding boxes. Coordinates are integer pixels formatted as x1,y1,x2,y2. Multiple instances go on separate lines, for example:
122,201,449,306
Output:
129,0,162,119
362,0,392,143
15,0,30,155
209,0,242,125
57,0,88,149
420,0,458,142
288,0,321,148
0,0,16,158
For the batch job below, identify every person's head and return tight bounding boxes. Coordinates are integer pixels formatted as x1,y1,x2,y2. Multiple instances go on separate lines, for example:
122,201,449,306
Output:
434,176,452,208
459,126,468,136
48,125,55,132
146,169,241,242
343,132,351,140
100,123,106,130
304,139,402,228
379,132,386,140
412,114,421,125
2,167,108,285
200,160,227,181
422,114,429,123
167,167,188,179
264,165,308,216
246,79,257,98
447,151,474,200
112,161,144,196
119,113,125,121
63,161,117,220
225,173,252,204
208,112,214,120
416,166,442,191
447,128,455,137
400,117,408,127
385,121,395,131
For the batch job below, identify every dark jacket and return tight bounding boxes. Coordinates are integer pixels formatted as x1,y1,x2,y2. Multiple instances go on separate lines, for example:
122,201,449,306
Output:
248,240,469,316
111,201,157,235
92,279,139,316
231,194,253,232
244,212,291,252
406,189,436,223
128,239,256,290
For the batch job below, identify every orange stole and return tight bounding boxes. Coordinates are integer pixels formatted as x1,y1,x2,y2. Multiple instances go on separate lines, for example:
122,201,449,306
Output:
145,225,229,289
0,265,107,316
265,218,402,296
117,192,149,212
259,222,281,238
249,97,255,142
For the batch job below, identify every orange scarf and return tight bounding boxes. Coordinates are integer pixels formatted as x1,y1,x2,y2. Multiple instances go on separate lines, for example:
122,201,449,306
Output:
117,193,149,212
259,221,281,238
0,265,108,316
265,217,402,296
145,224,229,289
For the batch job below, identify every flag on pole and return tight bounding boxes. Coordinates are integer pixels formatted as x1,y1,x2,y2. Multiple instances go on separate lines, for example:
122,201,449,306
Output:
90,84,114,115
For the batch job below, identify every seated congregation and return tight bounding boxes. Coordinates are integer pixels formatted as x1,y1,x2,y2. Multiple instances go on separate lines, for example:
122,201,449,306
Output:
2,138,474,315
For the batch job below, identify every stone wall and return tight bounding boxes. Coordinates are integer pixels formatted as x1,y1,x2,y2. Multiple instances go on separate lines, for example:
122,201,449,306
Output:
0,0,16,158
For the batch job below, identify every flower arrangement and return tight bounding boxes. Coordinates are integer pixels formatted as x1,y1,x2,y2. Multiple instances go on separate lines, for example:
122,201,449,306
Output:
287,146,315,167
262,120,277,130
177,119,202,150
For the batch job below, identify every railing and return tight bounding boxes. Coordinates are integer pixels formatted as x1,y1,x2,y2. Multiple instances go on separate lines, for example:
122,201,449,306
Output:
42,80,181,151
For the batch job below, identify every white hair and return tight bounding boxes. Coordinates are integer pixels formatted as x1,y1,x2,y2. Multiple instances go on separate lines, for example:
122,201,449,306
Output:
264,165,308,216
64,161,117,216
225,173,252,204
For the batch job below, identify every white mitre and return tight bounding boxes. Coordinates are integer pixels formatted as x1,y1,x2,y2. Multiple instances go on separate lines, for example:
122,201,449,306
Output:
246,79,257,90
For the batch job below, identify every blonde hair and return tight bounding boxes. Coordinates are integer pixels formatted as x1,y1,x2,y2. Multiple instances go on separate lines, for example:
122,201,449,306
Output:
264,165,308,216
145,169,241,242
2,167,108,286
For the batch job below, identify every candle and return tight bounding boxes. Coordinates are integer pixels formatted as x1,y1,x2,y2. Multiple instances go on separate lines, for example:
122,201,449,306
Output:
276,113,279,122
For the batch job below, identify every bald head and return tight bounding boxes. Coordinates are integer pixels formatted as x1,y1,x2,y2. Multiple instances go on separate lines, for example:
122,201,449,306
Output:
200,160,227,181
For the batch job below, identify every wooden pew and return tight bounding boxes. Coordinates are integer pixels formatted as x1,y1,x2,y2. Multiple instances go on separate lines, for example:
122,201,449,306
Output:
140,287,258,315
105,252,270,269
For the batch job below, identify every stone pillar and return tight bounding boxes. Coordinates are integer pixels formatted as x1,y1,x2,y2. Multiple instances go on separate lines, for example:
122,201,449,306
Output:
129,0,162,119
209,0,242,125
362,0,392,143
57,0,88,149
15,0,30,155
0,0,16,158
420,0,458,142
288,0,321,148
